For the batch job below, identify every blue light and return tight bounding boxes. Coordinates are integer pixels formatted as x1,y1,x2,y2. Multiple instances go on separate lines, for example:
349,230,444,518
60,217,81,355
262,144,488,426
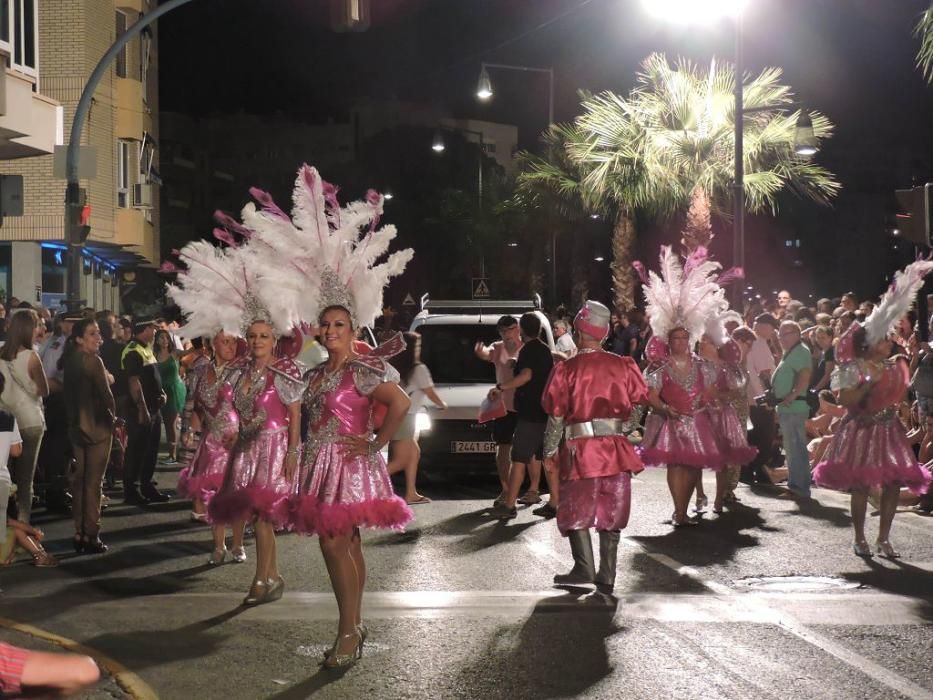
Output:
54,250,63,265
40,242,67,251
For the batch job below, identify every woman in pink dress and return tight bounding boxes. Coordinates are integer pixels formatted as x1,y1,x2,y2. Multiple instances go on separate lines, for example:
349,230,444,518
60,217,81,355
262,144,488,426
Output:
813,325,931,557
640,329,725,526
177,331,246,566
208,320,305,605
291,306,412,669
694,335,757,514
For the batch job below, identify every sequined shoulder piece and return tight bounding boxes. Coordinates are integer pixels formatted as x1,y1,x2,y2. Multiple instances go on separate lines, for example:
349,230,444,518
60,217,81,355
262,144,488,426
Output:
270,357,306,383
831,361,862,392
351,357,401,396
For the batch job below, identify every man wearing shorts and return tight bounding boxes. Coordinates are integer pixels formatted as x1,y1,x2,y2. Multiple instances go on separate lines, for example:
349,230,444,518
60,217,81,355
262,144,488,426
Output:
489,313,554,520
476,315,543,507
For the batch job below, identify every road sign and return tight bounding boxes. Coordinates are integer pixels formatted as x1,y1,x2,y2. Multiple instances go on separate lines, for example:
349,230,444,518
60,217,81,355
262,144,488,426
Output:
472,278,491,299
402,293,416,307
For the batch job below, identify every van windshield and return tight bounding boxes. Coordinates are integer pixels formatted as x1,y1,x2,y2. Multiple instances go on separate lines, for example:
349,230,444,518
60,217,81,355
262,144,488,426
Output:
418,324,500,384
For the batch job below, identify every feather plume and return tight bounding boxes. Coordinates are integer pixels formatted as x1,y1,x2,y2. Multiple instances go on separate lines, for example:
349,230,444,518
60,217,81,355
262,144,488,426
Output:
863,259,933,347
640,245,728,346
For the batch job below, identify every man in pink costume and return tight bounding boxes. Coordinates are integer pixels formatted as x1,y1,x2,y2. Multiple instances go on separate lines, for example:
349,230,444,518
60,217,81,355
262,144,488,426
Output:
542,300,649,592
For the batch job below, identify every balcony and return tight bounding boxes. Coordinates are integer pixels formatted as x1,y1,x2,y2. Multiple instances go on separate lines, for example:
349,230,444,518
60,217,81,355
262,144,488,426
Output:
0,69,60,159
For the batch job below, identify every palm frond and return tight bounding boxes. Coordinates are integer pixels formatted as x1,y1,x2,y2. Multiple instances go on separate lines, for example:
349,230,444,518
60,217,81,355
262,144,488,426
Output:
916,4,933,84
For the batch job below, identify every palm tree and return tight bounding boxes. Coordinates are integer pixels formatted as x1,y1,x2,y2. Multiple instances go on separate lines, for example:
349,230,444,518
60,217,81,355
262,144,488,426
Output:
511,123,605,307
916,4,933,82
513,122,642,312
570,53,839,301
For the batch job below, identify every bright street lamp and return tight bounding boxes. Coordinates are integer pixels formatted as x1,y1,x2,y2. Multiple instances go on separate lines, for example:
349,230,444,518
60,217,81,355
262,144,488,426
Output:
642,0,747,24
384,192,394,200
594,256,605,262
793,112,818,156
476,66,493,100
431,131,445,153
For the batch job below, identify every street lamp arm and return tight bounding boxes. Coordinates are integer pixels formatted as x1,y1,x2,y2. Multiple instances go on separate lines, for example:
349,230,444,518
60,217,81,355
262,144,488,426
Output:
64,0,203,308
481,61,554,76
741,101,805,115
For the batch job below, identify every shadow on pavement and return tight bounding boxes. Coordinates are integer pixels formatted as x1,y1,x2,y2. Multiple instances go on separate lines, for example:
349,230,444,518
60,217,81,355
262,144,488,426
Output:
631,503,772,568
264,668,345,700
841,558,933,621
455,589,621,699
789,497,853,529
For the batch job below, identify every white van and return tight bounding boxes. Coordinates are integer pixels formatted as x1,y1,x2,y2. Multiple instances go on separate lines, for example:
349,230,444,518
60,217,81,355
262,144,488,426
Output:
409,295,555,469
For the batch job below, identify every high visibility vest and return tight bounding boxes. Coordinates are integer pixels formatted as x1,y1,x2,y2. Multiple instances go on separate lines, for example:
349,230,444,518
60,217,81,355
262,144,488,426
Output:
121,340,156,369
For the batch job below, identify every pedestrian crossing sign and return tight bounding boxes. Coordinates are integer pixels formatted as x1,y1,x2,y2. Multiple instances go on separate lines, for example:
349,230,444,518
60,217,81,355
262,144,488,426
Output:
402,293,416,307
472,278,491,299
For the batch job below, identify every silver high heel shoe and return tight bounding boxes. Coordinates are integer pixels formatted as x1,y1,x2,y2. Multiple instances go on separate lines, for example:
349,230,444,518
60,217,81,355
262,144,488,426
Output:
694,495,708,513
324,623,368,660
243,579,268,606
853,540,873,557
322,632,362,669
875,539,901,559
208,546,228,566
231,546,247,563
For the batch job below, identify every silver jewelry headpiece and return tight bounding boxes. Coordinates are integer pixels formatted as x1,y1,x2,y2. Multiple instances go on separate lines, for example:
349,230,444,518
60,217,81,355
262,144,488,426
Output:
318,267,356,324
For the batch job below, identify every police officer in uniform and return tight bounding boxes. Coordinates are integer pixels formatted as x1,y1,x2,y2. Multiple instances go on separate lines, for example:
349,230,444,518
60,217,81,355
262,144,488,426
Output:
122,317,169,504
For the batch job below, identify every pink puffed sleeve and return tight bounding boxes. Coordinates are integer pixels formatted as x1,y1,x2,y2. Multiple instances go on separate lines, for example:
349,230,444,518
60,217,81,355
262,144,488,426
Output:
541,361,569,417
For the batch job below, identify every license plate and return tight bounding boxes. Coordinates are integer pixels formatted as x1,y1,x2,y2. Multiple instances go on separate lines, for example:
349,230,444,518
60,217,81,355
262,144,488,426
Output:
451,441,497,454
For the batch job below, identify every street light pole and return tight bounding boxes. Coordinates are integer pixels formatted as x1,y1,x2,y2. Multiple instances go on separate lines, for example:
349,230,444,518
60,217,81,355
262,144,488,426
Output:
732,11,744,308
63,0,199,311
477,62,557,304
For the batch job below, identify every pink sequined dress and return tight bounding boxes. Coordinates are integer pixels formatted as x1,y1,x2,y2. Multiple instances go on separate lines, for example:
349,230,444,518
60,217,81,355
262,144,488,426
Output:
813,358,932,494
639,357,724,470
541,350,648,535
706,362,757,466
176,362,238,504
208,359,306,528
290,357,413,538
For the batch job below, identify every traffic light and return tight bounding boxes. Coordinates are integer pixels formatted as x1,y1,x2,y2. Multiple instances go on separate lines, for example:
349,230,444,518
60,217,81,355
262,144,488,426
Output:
894,184,933,247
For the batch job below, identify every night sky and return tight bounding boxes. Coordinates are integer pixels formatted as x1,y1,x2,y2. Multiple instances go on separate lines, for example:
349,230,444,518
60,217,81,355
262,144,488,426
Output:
159,0,933,299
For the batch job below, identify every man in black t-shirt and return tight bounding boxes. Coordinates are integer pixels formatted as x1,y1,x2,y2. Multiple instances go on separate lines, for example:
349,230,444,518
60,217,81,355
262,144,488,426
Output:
489,313,554,519
121,317,168,504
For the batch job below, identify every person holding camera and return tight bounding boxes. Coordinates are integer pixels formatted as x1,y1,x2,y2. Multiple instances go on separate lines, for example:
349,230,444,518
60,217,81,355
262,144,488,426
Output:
771,320,813,499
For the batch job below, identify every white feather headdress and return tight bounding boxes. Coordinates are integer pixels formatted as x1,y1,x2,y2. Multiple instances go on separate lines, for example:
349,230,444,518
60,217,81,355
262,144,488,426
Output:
634,246,729,346
863,258,933,347
242,165,413,328
165,240,295,339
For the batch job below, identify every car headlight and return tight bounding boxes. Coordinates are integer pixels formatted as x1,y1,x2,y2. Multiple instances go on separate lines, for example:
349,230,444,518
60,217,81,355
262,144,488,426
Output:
415,411,432,432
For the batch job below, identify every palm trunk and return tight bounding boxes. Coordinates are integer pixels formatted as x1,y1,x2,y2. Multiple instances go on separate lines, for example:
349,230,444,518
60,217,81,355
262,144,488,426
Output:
681,186,714,253
610,209,637,312
571,227,589,308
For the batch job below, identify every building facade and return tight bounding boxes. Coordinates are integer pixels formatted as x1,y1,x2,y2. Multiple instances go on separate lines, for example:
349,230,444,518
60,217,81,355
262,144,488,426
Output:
0,0,160,312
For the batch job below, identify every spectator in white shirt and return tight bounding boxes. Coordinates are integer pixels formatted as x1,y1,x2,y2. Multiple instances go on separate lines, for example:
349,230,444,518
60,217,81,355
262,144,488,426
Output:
387,332,447,504
553,319,577,357
741,315,779,485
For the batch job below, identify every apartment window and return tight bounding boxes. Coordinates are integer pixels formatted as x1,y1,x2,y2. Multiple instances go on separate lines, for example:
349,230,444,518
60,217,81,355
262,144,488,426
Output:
115,10,128,78
0,0,11,54
11,0,37,78
140,28,152,102
117,140,130,208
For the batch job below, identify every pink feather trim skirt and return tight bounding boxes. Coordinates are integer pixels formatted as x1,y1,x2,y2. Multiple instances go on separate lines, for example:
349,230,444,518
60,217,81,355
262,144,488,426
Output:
176,432,233,504
207,428,295,529
289,443,413,538
813,416,932,495
639,412,724,470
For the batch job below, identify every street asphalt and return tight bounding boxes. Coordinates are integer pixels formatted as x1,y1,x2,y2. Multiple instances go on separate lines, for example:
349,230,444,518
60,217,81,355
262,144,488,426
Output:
1,457,932,700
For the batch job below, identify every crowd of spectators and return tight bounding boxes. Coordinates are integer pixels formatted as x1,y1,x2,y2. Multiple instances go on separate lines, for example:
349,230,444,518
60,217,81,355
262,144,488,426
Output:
0,298,191,562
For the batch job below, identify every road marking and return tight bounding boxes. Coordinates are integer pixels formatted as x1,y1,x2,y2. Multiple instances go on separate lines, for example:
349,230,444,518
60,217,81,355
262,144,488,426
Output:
0,615,158,700
618,535,933,700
